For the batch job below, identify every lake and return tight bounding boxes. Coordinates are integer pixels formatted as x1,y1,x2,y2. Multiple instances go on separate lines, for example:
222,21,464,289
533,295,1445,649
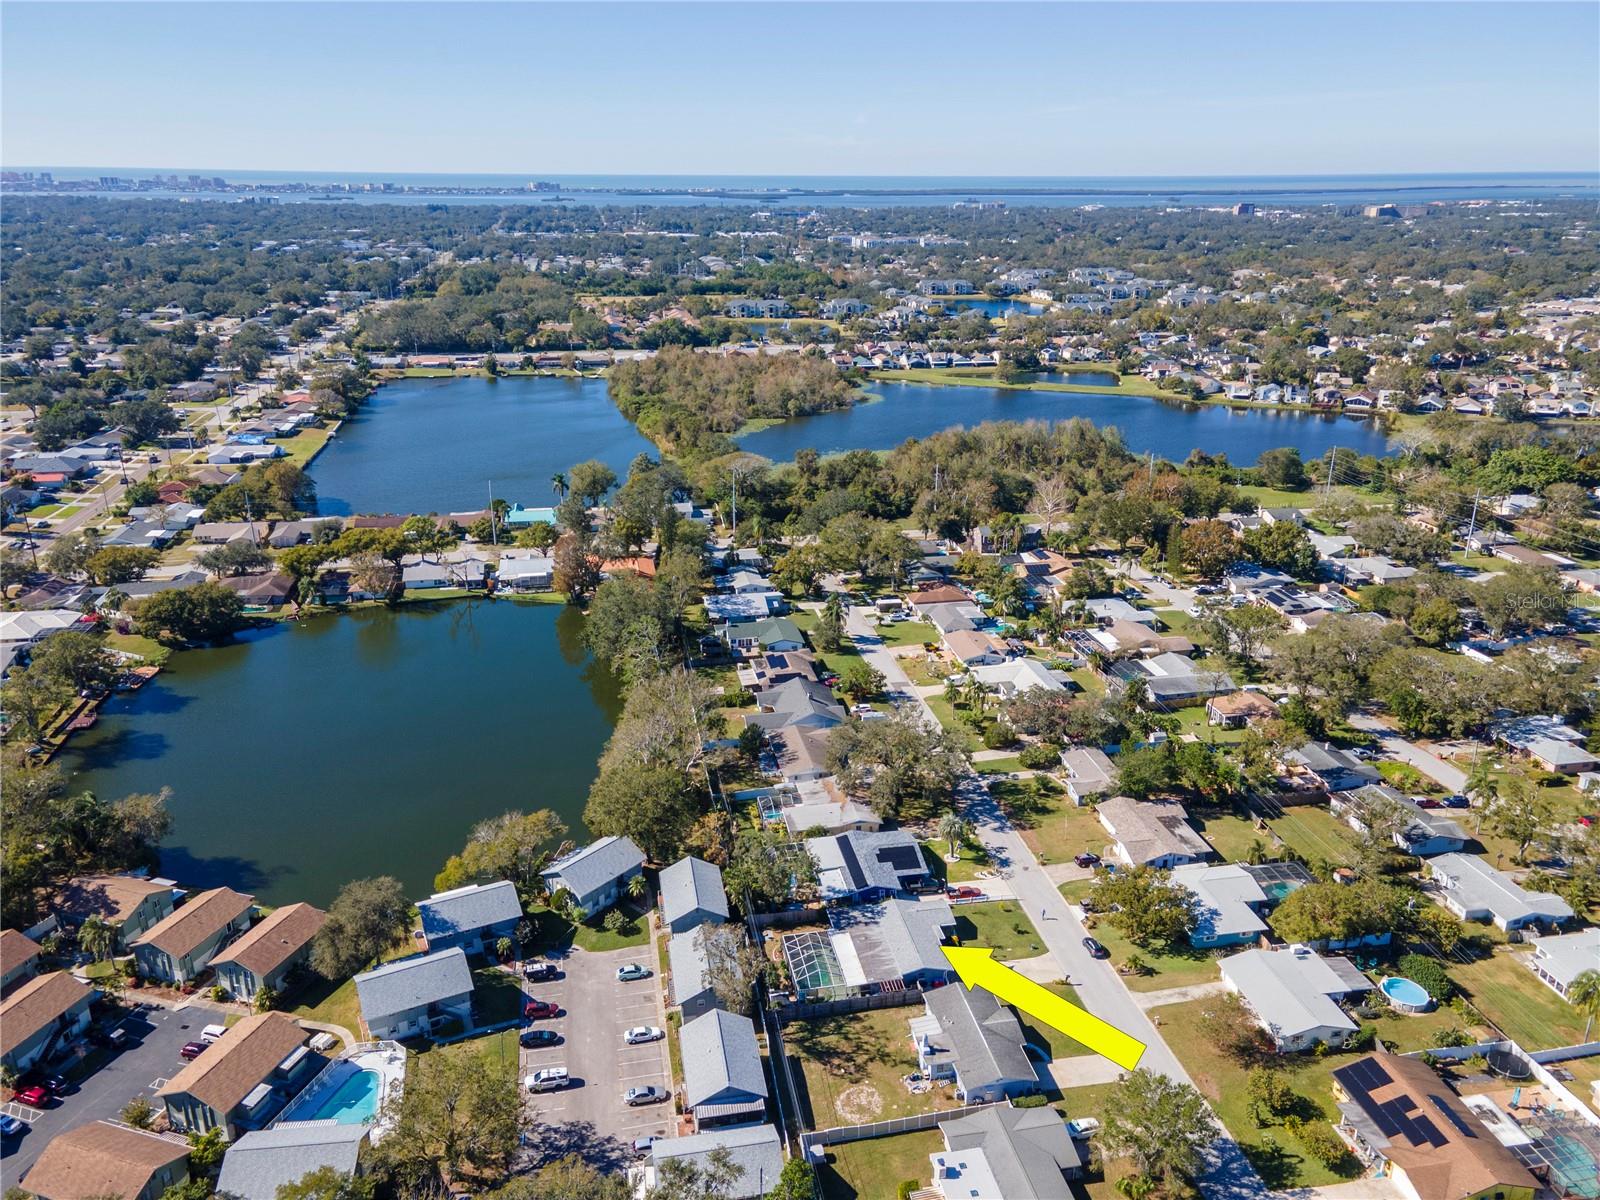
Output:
944,298,1047,318
60,601,621,905
736,380,1393,465
311,374,656,516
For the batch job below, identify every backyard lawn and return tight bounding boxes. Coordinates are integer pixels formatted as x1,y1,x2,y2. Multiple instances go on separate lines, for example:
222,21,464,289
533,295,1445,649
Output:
952,901,1048,961
522,901,652,954
788,1006,965,1130
816,1129,943,1200
1150,996,1366,1190
1446,947,1590,1050
1187,809,1270,864
1267,806,1363,868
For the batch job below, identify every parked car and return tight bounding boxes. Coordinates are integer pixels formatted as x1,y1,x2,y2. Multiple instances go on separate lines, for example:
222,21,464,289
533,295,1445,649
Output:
1082,937,1109,959
616,963,650,982
624,1085,668,1106
520,1029,561,1048
946,885,982,900
1066,1117,1101,1138
525,1067,570,1093
1074,852,1101,868
0,1113,27,1136
522,962,560,982
90,1025,129,1050
179,1041,208,1061
524,999,561,1020
33,1075,68,1097
1441,794,1470,809
1416,797,1442,809
624,1026,664,1045
633,1135,660,1155
13,1086,49,1108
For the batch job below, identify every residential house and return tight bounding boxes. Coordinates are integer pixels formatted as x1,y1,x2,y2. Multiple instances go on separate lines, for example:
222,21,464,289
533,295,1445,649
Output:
495,553,554,592
131,887,255,984
54,874,177,950
744,678,846,733
1427,853,1574,932
1058,748,1116,805
806,830,936,902
820,897,957,992
1206,690,1279,729
922,601,987,636
970,657,1063,696
668,925,720,1021
777,778,882,836
215,1124,368,1200
1108,652,1236,706
1085,597,1158,626
769,723,835,783
1170,863,1271,948
725,298,791,319
417,880,524,957
539,836,647,918
738,652,820,695
1219,945,1372,1052
217,571,295,610
353,947,475,1040
911,982,1038,1103
1281,743,1382,795
1524,927,1600,999
21,1122,191,1200
210,902,325,1002
157,1012,315,1138
725,615,805,654
191,521,261,545
641,1125,785,1199
0,970,95,1073
401,559,487,591
679,1008,768,1130
1332,786,1468,857
1492,715,1600,775
0,928,43,993
928,1104,1083,1200
1330,1053,1537,1200
1095,796,1214,868
659,856,729,935
945,629,1010,667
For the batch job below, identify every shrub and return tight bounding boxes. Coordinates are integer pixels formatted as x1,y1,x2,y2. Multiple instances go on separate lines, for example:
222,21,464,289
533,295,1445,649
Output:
120,1096,155,1128
1348,1025,1377,1052
1396,953,1454,1001
897,1182,917,1200
724,687,755,708
1018,744,1060,770
1431,1026,1474,1048
1298,1121,1354,1170
983,724,1018,750
603,909,625,933
1013,1092,1050,1108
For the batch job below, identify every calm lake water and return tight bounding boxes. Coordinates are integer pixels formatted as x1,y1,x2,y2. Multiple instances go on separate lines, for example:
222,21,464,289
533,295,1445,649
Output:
736,380,1393,465
311,374,655,516
945,298,1047,318
61,602,621,905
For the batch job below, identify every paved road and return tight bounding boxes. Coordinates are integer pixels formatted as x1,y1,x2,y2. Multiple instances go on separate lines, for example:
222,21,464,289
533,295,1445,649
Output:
517,944,672,1172
1,1001,221,1185
1347,713,1469,792
843,604,1272,1200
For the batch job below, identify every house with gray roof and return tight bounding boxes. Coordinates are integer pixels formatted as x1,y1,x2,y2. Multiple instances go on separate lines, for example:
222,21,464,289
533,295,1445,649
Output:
1331,785,1468,857
826,897,956,990
659,857,728,935
642,1124,784,1199
911,984,1038,1103
1170,863,1271,948
744,678,845,733
930,1104,1083,1199
539,835,646,919
353,948,474,1040
417,880,524,956
1095,796,1213,869
679,1009,768,1130
216,1123,367,1200
1108,651,1236,706
1427,853,1574,932
806,830,936,902
668,925,719,1021
1219,945,1371,1052
1282,743,1383,794
723,616,805,654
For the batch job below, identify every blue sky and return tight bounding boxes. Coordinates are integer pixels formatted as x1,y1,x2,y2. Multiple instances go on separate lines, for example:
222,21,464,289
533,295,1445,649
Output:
3,2,1596,176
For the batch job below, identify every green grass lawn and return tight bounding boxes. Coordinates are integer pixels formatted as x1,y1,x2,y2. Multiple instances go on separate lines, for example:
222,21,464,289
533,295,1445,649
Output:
104,631,173,666
290,974,363,1038
1446,947,1590,1050
924,694,985,752
1171,705,1249,745
975,754,1025,775
1267,806,1362,869
871,619,938,648
1150,996,1365,1189
1017,980,1096,1060
922,838,992,883
901,654,950,687
279,426,332,467
789,1007,965,1130
1072,912,1222,993
992,780,1106,864
1362,1007,1491,1053
1236,484,1342,511
816,1129,943,1200
953,901,1047,961
1188,809,1270,864
522,901,652,954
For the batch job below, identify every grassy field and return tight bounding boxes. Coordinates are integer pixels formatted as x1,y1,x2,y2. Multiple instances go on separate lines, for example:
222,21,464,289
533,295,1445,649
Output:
1446,947,1590,1050
992,779,1107,864
279,426,332,467
975,754,1025,774
522,901,652,954
879,366,1168,399
1151,996,1364,1189
788,1006,965,1130
104,631,172,665
870,618,938,648
1072,912,1222,992
815,1128,943,1200
1188,809,1270,863
953,901,1048,961
1267,806,1362,868
924,694,985,752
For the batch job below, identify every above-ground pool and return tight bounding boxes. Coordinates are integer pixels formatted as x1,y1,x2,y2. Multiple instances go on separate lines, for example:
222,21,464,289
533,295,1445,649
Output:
1381,976,1434,1013
290,1067,381,1124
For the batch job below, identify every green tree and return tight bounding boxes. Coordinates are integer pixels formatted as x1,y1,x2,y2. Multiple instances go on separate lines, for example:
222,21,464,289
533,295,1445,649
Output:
1101,1069,1219,1183
1091,865,1198,948
85,546,160,585
186,1127,228,1175
725,824,819,910
1568,968,1600,1041
584,764,699,863
824,709,967,821
1177,519,1239,579
373,1050,526,1192
310,876,410,979
27,630,120,694
132,582,247,645
1246,1066,1298,1125
434,809,569,893
274,1165,377,1200
78,914,115,961
814,592,845,652
195,539,272,578
41,529,103,580
836,658,885,703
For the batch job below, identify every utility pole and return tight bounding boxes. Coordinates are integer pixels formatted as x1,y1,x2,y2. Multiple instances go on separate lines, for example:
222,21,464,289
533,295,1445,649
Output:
1465,488,1481,545
1324,447,1337,496
488,481,498,546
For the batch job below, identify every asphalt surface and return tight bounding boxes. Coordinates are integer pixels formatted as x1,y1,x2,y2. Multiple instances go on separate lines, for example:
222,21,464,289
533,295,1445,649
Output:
517,944,674,1171
1,1001,222,1185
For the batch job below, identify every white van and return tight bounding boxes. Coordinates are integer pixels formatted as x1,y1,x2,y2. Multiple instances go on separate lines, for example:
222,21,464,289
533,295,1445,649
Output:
199,1023,228,1045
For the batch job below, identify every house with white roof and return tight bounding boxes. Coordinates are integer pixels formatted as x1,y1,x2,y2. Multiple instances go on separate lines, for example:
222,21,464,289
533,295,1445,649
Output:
1524,927,1600,999
1058,748,1116,804
1426,853,1574,932
970,657,1063,697
1170,863,1270,948
1219,945,1372,1052
822,897,957,992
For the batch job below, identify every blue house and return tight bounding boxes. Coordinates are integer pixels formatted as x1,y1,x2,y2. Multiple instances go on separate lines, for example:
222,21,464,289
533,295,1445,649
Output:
540,836,646,918
417,880,524,957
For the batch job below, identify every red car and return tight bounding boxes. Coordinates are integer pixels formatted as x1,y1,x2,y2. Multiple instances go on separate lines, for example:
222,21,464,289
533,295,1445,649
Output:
180,1041,208,1061
946,885,982,899
13,1085,49,1108
524,999,561,1020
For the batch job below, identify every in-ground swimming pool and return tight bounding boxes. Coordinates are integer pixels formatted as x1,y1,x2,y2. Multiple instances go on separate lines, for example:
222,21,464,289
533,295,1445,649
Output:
1381,976,1434,1013
295,1067,381,1124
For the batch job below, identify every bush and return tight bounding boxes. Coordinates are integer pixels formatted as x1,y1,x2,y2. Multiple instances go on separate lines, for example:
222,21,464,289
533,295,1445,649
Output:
897,1182,917,1200
1396,953,1454,1001
983,724,1018,750
603,909,625,933
1297,1121,1354,1170
1018,744,1060,770
1348,1025,1377,1052
1013,1092,1049,1108
725,688,755,708
1431,1026,1474,1048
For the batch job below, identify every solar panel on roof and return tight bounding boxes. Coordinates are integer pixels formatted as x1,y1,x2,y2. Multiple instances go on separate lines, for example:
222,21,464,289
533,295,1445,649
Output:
1429,1094,1479,1139
1411,1116,1448,1148
1370,1099,1406,1137
878,845,923,871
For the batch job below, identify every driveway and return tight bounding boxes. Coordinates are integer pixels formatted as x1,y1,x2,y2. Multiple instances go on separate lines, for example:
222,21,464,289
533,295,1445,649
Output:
843,603,1272,1200
1,1000,224,1185
517,944,673,1171
1347,713,1469,792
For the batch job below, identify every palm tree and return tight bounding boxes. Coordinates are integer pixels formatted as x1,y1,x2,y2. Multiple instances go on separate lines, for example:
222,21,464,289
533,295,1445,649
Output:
1570,968,1600,1042
938,813,972,859
78,915,114,962
627,872,649,905
550,472,568,501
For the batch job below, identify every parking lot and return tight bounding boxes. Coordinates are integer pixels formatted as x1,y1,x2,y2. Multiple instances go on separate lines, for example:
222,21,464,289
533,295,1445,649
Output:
517,943,674,1162
1,1000,225,1184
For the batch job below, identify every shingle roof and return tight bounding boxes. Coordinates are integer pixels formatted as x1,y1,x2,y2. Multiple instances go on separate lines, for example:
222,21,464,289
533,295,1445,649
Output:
1170,863,1269,941
0,970,93,1054
937,1104,1082,1199
807,830,929,899
1429,853,1574,926
21,1121,190,1200
215,1123,367,1200
921,983,1034,1092
540,835,646,898
210,902,325,978
131,887,254,958
417,880,523,943
659,857,729,929
157,1012,306,1114
1095,796,1213,865
0,928,43,977
679,1009,767,1109
55,874,171,926
649,1124,784,1199
668,926,714,1007
828,897,955,985
354,947,474,1026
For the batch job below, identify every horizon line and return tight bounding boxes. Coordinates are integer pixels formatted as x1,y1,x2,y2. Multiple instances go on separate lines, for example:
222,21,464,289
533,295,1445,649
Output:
8,166,1599,180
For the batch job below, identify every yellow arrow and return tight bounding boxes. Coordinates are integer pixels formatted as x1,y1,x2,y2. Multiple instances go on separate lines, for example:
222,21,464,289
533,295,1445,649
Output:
941,944,1145,1071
